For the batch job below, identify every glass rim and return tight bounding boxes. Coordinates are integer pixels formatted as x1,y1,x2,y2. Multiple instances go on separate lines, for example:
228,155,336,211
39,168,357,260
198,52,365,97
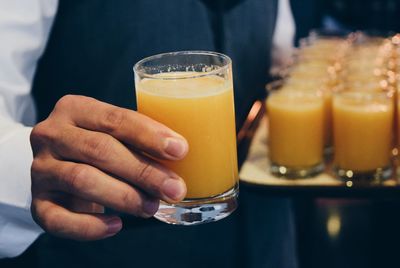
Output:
133,50,232,80
266,81,326,100
333,88,394,100
265,79,328,94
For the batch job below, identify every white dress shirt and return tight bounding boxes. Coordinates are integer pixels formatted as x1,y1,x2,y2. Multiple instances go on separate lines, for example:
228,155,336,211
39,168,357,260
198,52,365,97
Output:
0,0,58,258
272,0,296,70
0,0,294,258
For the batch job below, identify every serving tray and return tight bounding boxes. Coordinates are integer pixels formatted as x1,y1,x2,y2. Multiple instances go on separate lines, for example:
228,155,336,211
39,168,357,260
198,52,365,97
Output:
238,101,400,198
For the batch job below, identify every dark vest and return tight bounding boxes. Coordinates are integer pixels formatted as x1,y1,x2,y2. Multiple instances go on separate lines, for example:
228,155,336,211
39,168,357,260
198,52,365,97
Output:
32,0,277,129
28,1,297,268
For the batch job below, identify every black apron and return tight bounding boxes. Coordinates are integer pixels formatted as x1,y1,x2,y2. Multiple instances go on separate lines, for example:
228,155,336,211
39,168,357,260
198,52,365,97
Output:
28,1,297,267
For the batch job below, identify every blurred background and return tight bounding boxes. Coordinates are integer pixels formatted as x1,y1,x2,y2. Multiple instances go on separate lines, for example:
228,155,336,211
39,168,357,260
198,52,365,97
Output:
291,1,400,268
295,0,400,41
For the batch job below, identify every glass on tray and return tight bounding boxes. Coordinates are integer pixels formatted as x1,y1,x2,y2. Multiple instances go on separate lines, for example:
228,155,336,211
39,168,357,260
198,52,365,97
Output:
266,83,325,178
332,90,394,182
261,30,400,186
282,79,335,150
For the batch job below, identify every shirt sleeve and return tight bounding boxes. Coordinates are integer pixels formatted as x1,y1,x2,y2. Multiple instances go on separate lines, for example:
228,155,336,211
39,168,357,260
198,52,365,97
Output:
0,0,58,258
271,0,296,72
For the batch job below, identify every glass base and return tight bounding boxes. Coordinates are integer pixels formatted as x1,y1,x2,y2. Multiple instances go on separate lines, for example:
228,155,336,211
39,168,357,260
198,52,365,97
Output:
334,165,392,184
153,184,238,226
270,162,324,179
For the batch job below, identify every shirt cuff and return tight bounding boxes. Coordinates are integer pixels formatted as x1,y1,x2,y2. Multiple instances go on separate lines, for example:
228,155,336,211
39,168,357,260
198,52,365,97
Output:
0,125,43,258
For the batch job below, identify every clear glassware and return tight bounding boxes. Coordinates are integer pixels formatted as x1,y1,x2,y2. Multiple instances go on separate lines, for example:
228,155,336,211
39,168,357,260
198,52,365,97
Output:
266,83,325,178
332,91,394,183
134,51,238,225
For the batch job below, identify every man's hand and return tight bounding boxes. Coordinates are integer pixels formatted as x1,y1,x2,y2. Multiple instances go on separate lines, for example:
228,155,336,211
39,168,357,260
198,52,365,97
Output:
30,95,188,240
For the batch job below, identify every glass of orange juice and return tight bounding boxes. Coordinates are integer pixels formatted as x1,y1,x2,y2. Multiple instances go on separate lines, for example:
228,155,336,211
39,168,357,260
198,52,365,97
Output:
333,91,394,182
133,51,238,225
282,79,334,151
266,85,325,178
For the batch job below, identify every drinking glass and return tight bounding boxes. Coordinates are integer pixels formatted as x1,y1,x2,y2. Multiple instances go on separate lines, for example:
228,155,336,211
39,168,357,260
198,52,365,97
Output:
333,91,394,182
266,85,325,178
134,51,238,225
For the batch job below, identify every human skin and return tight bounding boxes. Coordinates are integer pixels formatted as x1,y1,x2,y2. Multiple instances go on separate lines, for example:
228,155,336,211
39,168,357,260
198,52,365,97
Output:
30,95,188,240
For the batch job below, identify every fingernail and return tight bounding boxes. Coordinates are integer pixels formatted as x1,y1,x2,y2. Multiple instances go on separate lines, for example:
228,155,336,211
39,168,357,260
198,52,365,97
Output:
162,178,186,201
105,217,122,235
164,137,188,159
142,199,159,217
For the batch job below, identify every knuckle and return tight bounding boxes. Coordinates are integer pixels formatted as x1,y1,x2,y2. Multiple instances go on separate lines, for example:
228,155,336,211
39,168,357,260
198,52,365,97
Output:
30,159,48,195
119,189,151,217
41,207,64,234
30,200,40,222
54,95,76,110
120,189,138,212
31,158,45,180
54,95,94,114
30,122,53,146
82,134,114,162
101,108,126,133
136,161,155,185
64,164,88,192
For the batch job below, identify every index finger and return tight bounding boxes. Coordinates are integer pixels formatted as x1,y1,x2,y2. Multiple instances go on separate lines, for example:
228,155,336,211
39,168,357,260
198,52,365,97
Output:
52,95,188,160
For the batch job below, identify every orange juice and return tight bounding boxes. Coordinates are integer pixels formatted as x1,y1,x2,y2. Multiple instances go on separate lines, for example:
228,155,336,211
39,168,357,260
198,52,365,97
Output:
333,92,393,172
266,91,324,169
323,90,333,148
283,81,333,148
136,72,238,198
